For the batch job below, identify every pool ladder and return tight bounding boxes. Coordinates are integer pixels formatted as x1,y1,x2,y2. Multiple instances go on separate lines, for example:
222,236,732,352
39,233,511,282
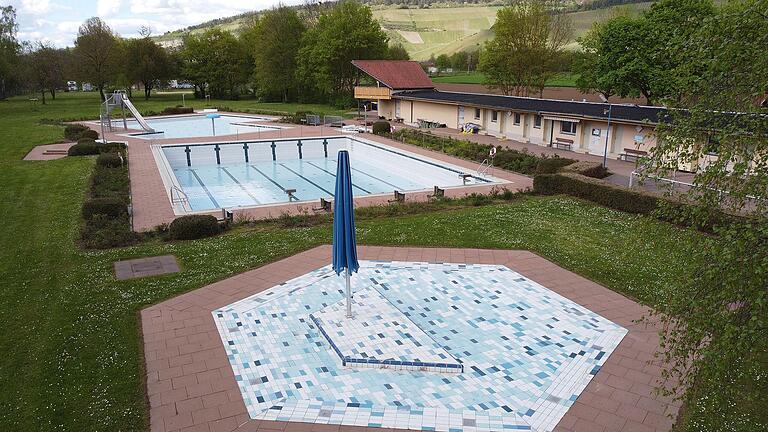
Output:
477,158,493,176
170,185,192,212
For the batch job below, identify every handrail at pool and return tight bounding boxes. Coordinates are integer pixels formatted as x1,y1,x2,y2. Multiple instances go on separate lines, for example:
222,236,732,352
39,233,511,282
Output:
170,185,191,212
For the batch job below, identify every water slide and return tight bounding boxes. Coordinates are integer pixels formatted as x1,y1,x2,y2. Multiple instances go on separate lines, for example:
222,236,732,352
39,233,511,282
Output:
120,93,155,132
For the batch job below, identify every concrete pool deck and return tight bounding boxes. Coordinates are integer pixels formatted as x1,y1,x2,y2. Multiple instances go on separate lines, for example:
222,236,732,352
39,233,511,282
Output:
92,114,532,231
140,246,680,432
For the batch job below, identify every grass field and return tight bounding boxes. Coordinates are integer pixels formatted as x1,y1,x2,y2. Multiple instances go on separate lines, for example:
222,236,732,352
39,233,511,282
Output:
0,91,753,431
432,72,580,87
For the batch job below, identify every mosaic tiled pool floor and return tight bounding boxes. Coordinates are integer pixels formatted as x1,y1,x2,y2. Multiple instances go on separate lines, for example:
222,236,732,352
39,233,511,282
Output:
212,261,627,432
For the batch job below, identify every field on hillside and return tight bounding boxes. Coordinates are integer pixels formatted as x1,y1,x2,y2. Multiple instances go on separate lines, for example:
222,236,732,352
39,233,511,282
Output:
155,2,652,60
432,72,580,87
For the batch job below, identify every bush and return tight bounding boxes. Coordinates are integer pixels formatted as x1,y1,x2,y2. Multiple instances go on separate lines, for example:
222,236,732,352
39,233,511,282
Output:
64,124,89,141
535,157,576,174
80,129,99,140
80,214,137,249
67,141,99,156
561,161,611,179
99,142,127,154
168,215,221,240
534,173,659,214
162,106,194,115
91,165,129,199
82,197,128,220
96,152,123,168
372,121,391,135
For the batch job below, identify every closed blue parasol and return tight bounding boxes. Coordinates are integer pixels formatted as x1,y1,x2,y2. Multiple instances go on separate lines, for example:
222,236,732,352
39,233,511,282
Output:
332,149,359,318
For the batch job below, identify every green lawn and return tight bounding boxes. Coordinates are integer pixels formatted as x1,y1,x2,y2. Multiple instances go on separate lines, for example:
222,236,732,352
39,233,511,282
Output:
432,72,580,87
0,91,714,431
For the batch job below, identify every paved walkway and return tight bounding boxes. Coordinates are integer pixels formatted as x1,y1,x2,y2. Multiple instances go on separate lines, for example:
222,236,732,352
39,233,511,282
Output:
23,142,75,160
89,117,532,232
141,246,680,432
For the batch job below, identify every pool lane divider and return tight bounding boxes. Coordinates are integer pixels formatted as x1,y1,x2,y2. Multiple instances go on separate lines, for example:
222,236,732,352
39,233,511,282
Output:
248,164,301,201
189,169,220,208
219,167,261,205
329,159,404,191
305,161,371,194
279,163,334,197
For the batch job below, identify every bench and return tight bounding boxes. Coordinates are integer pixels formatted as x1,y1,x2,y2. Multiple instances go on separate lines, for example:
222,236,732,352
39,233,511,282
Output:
313,198,332,213
428,186,445,200
619,148,648,162
552,137,573,151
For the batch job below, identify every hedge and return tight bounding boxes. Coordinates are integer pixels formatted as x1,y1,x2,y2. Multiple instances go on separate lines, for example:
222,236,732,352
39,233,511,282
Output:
535,157,576,174
82,197,129,220
96,153,123,168
560,161,611,179
162,106,194,115
80,129,99,140
372,121,391,135
169,215,221,240
64,124,89,141
68,141,99,156
532,172,740,232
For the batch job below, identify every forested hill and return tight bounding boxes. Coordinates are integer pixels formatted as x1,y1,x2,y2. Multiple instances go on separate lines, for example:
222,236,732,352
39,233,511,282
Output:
154,0,652,59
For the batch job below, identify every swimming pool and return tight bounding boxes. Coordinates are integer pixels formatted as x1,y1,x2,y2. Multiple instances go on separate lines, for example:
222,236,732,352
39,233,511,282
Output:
153,136,501,212
124,114,281,139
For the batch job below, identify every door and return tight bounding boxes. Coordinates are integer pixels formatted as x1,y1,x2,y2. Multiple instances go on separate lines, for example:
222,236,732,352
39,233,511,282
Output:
589,128,607,156
457,106,465,126
395,100,401,119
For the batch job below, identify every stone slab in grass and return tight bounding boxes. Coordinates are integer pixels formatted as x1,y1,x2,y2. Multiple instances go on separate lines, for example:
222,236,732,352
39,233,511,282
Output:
114,255,179,280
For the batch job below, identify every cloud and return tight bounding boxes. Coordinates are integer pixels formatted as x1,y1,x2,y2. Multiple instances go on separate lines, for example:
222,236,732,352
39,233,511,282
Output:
97,0,122,17
20,0,52,15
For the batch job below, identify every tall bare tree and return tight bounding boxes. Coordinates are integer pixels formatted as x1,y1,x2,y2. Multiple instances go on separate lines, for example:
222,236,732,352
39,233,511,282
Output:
479,1,572,97
72,17,121,101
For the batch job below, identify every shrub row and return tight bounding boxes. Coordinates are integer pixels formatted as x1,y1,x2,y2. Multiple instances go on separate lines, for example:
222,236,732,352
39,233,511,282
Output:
391,129,563,176
560,161,611,179
532,173,738,232
372,121,391,136
79,146,136,249
534,173,659,214
64,124,90,141
535,157,576,174
68,141,127,157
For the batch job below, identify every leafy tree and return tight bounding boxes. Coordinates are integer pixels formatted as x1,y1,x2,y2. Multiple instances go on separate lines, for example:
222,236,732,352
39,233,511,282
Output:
641,1,767,430
435,54,451,72
575,0,714,105
449,51,468,72
241,6,305,102
0,6,20,99
72,18,122,101
123,36,173,100
479,1,572,97
296,0,389,103
25,43,67,103
387,43,410,60
180,28,250,100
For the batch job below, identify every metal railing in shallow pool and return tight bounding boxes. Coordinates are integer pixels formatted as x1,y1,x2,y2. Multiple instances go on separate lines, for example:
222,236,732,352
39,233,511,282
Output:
170,185,192,212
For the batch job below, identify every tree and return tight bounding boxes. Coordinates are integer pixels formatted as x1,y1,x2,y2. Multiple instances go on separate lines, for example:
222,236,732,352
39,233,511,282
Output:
387,43,410,60
641,1,767,430
296,0,389,102
0,6,20,99
180,28,250,100
72,18,121,101
435,54,450,73
241,6,305,102
124,36,172,99
479,1,572,97
25,43,67,103
575,0,714,105
449,51,468,72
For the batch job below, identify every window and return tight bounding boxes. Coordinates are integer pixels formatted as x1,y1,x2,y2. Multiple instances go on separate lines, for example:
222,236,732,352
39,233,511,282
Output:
513,113,521,126
491,111,498,122
474,108,481,120
534,115,542,129
560,121,577,135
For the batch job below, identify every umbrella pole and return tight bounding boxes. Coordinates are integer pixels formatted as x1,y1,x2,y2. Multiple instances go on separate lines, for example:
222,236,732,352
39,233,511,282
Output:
345,269,352,318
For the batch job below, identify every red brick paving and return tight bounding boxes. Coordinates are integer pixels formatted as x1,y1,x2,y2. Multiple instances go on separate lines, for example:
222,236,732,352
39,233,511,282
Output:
78,115,532,232
140,246,681,432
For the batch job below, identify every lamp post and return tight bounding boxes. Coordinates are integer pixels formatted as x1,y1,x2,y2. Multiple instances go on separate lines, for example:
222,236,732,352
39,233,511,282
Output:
599,94,612,168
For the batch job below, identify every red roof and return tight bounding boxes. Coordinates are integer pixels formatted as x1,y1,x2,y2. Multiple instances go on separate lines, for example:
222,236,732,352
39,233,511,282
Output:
352,60,435,90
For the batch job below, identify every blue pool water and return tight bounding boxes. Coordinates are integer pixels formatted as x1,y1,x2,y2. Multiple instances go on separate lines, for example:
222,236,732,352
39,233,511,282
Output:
126,114,280,139
212,261,627,432
156,136,497,211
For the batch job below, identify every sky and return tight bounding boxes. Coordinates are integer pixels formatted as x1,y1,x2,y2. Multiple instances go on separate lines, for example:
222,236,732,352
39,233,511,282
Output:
8,0,300,47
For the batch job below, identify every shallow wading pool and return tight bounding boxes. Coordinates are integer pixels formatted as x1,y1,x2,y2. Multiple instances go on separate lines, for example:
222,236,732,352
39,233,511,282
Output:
122,114,282,139
152,136,503,212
